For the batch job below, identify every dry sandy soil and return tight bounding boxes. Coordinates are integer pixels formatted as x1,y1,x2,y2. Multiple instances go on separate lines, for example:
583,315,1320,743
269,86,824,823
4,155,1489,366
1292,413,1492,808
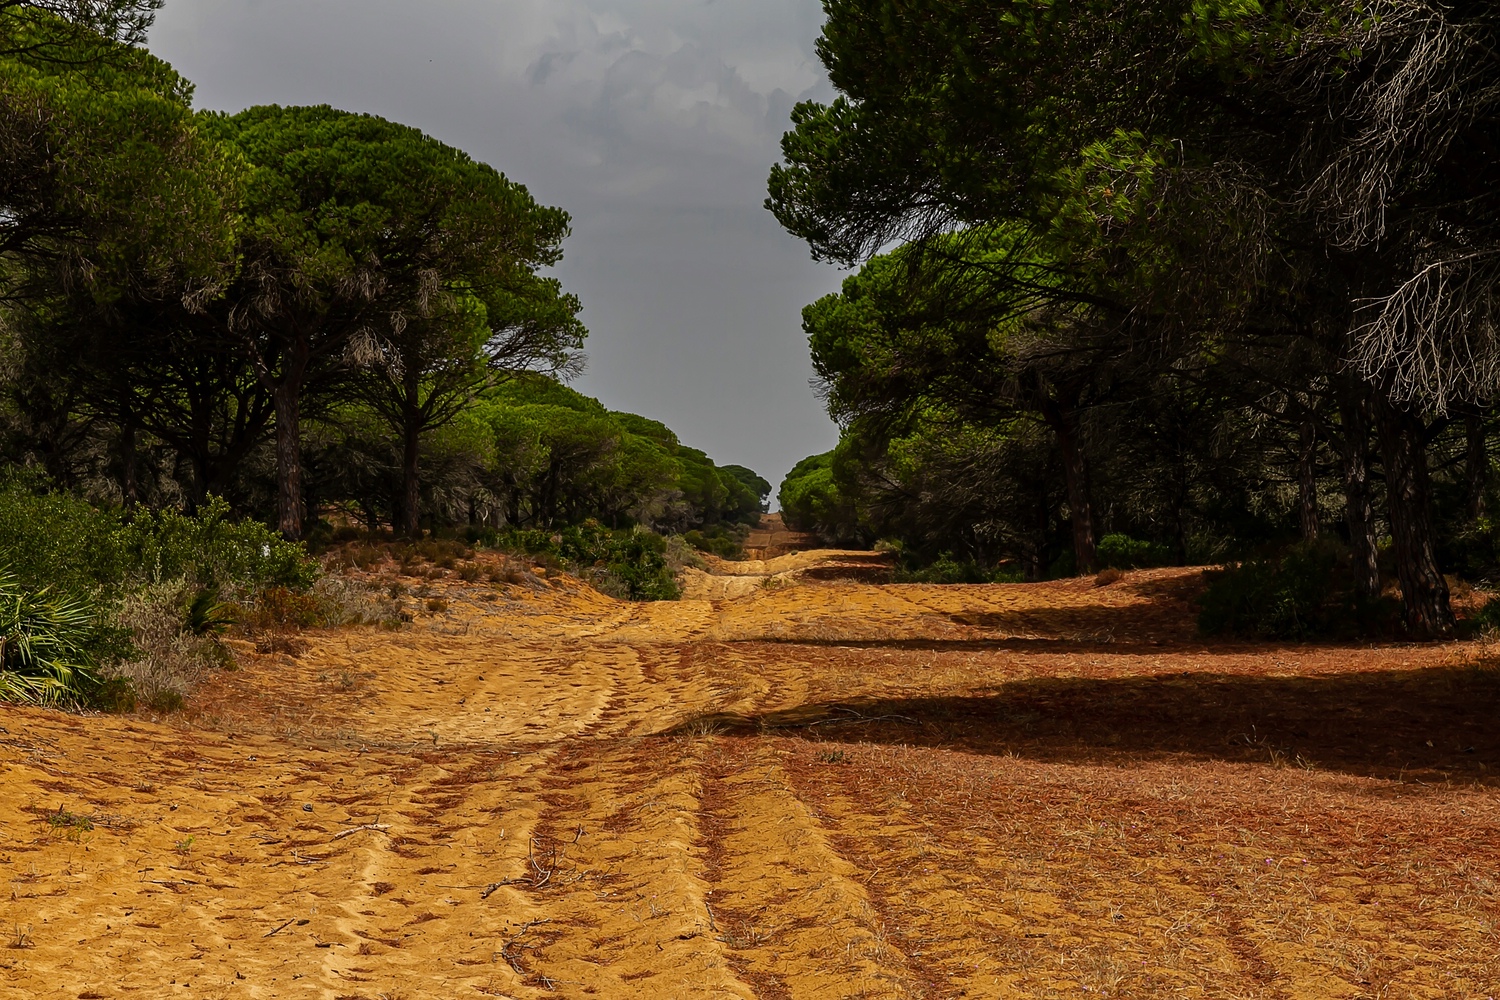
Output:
4,542,1500,999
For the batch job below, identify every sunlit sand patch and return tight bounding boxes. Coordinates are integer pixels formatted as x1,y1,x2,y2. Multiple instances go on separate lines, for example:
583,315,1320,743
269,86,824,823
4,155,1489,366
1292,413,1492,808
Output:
3,558,1498,998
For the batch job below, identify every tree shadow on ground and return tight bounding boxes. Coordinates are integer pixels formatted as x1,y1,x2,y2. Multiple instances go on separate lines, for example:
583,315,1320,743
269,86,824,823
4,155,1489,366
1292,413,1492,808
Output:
675,663,1500,785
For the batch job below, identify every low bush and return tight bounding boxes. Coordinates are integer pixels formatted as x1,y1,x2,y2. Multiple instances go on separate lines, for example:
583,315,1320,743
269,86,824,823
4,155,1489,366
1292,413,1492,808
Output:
474,520,681,601
1473,595,1500,633
105,582,232,713
1198,540,1397,640
118,498,317,595
684,523,750,560
1097,534,1172,570
600,530,680,601
308,575,399,627
0,571,118,706
895,553,1022,584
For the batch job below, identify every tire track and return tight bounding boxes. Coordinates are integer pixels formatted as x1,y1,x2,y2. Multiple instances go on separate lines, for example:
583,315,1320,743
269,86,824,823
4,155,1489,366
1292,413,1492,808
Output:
697,736,923,1000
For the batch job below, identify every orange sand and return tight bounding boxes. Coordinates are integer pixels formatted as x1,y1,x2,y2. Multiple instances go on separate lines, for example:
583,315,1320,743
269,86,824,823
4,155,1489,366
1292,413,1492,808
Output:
3,560,1499,998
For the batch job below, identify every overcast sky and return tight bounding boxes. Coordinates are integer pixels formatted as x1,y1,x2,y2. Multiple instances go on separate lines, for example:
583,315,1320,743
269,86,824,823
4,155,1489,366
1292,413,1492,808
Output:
146,0,845,498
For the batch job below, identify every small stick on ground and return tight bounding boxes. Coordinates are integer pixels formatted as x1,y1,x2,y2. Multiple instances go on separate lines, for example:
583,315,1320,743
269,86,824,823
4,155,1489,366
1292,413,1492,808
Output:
498,918,551,974
331,823,391,841
263,918,296,938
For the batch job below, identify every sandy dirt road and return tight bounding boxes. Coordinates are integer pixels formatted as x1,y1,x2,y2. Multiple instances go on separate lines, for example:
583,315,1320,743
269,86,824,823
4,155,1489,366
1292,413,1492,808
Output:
3,559,1500,998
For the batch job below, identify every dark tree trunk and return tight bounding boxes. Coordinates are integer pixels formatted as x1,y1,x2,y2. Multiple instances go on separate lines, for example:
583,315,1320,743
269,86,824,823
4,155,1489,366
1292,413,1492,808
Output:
1375,399,1453,636
1297,418,1320,541
398,369,423,538
1466,410,1489,521
268,336,311,541
272,381,302,540
118,421,138,507
1337,393,1380,600
1036,381,1097,575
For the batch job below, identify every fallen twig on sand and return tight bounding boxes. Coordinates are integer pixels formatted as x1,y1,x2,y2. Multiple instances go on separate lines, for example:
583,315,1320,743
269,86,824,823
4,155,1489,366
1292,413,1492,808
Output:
263,918,296,938
480,879,529,899
331,823,391,841
498,918,551,974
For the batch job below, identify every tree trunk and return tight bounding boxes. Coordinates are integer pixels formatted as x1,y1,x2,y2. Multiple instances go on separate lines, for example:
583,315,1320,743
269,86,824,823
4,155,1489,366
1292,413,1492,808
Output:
1375,399,1453,636
118,421,139,508
1297,418,1320,541
399,404,422,539
272,381,303,540
1044,409,1097,574
269,336,311,541
1466,410,1489,521
1337,394,1380,600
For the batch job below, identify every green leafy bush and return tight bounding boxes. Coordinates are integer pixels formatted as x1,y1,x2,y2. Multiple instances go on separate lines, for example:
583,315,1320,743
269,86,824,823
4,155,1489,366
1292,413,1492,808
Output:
684,523,749,560
0,481,315,600
1097,534,1172,570
1197,541,1393,640
475,520,680,600
0,476,127,597
0,479,317,709
0,571,107,706
895,553,1021,584
603,530,680,601
118,497,316,594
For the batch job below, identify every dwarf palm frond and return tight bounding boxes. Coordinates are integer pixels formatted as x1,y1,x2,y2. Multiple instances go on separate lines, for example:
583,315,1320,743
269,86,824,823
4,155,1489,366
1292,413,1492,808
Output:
0,570,98,705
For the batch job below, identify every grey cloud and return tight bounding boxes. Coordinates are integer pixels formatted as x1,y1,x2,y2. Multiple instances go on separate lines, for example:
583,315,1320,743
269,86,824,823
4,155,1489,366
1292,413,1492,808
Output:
148,0,846,493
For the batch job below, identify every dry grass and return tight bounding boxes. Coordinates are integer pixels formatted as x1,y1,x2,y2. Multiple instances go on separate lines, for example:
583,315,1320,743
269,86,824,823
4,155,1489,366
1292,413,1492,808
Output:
105,581,230,711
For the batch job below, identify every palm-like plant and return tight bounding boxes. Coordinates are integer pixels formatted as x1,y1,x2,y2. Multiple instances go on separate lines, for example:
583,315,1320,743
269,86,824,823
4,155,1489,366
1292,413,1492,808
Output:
0,571,98,705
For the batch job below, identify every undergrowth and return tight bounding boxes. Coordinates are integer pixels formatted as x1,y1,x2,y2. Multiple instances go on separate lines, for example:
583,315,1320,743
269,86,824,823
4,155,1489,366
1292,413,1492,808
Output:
1198,540,1399,640
468,520,680,601
0,476,317,710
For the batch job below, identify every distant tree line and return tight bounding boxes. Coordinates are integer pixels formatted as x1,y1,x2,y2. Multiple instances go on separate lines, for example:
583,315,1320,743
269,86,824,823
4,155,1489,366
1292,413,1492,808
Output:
771,0,1500,636
0,2,767,548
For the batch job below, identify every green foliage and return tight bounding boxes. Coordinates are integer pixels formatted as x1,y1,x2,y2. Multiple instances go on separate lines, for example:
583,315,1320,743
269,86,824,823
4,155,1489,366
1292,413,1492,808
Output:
0,474,128,596
0,10,239,294
1473,596,1500,633
895,554,1021,585
119,498,316,594
182,589,236,637
778,452,850,536
603,530,680,602
684,523,749,560
477,519,680,601
465,377,770,535
1198,541,1392,640
0,480,314,708
0,479,315,600
1097,534,1172,570
0,570,104,706
721,465,772,515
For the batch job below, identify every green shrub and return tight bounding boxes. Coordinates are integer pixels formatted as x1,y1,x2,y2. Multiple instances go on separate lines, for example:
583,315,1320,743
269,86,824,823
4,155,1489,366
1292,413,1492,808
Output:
118,497,316,594
0,481,316,601
1474,595,1500,632
684,523,748,560
1197,540,1392,640
1097,533,1172,570
0,571,108,706
0,476,126,597
476,520,681,600
895,553,1021,584
604,530,680,601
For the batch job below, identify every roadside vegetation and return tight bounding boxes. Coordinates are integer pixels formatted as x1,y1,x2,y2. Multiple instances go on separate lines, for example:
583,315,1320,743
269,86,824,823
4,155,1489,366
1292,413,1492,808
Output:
772,0,1500,640
0,2,768,709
